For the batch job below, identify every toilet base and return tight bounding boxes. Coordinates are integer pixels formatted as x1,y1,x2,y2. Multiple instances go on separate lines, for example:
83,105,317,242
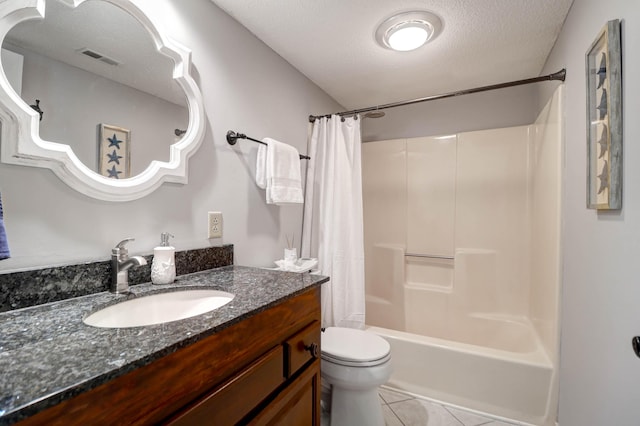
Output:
326,385,384,426
321,380,332,412
320,327,392,425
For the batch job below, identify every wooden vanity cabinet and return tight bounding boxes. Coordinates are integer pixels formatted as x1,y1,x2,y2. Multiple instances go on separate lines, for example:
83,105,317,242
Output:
18,287,322,426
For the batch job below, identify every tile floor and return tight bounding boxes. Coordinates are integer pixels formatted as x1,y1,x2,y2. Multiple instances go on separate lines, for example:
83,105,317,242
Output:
322,387,521,426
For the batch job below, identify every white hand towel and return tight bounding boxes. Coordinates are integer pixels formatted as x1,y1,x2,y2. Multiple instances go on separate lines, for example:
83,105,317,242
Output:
255,138,304,205
255,143,267,189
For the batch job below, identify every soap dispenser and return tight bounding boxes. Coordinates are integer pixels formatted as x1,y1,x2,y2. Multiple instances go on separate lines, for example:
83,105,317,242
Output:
151,232,176,285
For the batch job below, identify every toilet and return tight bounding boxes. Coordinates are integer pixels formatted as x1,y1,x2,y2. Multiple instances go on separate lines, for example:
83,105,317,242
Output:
320,327,392,426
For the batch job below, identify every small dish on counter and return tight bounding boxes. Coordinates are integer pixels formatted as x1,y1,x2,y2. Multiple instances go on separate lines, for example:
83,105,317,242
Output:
273,257,318,273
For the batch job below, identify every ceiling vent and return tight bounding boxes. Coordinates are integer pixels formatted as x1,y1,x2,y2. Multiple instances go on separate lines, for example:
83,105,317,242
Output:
77,48,120,66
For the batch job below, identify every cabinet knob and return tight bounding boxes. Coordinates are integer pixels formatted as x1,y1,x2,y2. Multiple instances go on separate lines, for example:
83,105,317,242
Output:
305,342,319,358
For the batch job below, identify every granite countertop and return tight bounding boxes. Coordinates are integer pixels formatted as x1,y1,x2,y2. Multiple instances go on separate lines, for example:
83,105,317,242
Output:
0,265,328,425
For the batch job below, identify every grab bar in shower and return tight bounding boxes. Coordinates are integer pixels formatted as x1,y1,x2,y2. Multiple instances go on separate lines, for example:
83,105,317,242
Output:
405,253,454,260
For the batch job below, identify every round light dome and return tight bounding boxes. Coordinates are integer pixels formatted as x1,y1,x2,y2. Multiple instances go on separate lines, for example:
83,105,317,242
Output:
375,11,442,52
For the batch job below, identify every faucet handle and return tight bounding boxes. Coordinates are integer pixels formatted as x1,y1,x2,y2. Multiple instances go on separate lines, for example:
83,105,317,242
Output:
113,238,135,256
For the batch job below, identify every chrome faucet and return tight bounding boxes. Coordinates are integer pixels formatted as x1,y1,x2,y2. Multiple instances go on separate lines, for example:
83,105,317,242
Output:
111,238,147,294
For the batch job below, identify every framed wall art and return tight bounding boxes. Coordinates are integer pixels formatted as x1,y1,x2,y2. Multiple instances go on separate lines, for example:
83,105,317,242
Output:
98,124,131,179
586,19,622,210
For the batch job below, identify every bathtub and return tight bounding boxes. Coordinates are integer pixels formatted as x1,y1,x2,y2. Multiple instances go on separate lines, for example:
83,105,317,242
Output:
367,323,554,425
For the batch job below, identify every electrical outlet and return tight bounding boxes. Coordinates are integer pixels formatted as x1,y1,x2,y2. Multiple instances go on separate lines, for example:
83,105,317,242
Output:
208,211,222,238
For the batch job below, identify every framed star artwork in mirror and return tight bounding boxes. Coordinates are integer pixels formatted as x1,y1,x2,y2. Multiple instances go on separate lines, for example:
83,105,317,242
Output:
586,19,622,210
98,124,131,179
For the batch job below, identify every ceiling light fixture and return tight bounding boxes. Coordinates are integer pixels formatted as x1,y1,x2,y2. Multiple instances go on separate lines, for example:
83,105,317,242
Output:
375,11,442,52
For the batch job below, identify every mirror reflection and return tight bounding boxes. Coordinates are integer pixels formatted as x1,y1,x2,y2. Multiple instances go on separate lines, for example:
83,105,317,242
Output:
1,0,189,178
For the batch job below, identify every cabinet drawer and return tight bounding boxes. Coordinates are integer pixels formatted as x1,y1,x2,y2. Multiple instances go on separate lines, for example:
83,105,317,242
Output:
168,345,285,426
284,320,320,378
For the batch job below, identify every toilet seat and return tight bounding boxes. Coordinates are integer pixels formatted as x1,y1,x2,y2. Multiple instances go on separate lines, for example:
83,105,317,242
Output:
321,327,391,367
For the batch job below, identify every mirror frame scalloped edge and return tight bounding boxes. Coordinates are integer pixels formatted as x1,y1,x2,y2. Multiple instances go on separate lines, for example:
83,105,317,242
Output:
0,0,206,202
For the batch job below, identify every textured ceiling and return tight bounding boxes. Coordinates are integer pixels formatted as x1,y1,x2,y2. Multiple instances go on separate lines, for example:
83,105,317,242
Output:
211,0,573,111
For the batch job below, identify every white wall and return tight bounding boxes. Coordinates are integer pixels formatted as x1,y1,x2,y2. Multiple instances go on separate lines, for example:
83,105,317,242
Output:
361,84,538,142
0,0,342,271
1,49,22,96
14,47,188,176
538,2,640,425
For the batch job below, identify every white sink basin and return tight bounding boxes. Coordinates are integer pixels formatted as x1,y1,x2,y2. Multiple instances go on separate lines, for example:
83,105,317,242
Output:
84,289,235,328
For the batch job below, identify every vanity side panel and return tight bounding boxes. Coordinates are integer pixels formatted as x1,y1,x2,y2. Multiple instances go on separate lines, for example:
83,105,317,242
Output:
16,287,321,426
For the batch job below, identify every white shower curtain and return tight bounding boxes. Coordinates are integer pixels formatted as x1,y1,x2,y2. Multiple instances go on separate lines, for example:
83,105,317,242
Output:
301,115,365,329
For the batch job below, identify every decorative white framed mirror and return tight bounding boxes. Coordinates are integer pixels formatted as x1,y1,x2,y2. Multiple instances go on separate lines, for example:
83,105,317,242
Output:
0,0,206,201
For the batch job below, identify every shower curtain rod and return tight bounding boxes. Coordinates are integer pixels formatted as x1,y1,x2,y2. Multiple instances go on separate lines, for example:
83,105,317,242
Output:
308,68,566,123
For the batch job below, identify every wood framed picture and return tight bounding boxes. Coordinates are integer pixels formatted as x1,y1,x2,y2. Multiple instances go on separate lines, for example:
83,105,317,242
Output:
586,19,622,210
98,124,131,179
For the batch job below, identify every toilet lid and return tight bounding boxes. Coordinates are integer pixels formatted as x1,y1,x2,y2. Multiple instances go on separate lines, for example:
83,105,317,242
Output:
321,327,390,366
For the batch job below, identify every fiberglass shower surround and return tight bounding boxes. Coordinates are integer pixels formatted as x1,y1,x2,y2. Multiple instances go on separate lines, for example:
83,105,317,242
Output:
361,86,563,426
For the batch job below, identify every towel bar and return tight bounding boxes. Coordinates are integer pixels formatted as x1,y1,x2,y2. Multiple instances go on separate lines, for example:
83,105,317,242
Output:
226,130,310,160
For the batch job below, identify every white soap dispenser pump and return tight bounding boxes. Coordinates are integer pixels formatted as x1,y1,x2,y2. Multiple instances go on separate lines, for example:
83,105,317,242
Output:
151,232,176,285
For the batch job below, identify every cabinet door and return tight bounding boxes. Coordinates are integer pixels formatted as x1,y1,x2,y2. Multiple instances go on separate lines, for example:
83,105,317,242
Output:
249,359,321,426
